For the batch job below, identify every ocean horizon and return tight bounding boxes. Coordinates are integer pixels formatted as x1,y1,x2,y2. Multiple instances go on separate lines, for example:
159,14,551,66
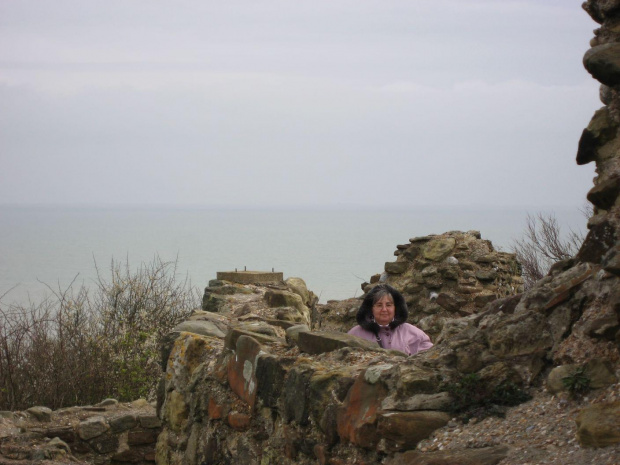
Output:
0,205,588,306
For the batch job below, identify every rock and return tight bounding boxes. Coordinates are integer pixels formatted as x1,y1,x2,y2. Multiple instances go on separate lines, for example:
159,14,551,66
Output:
308,369,356,439
297,330,379,355
546,365,576,393
486,310,553,359
47,437,70,453
394,364,441,396
255,354,288,408
173,320,226,338
577,106,618,165
576,401,620,447
584,42,620,86
282,365,314,425
577,218,616,264
381,392,453,411
89,433,119,454
475,269,498,282
25,406,52,422
128,429,159,444
587,175,620,210
436,293,464,312
224,325,282,350
209,284,253,295
337,370,388,449
285,277,310,305
423,238,456,261
474,292,496,307
166,390,189,433
583,358,618,388
285,324,310,344
275,306,305,323
548,359,617,393
202,292,230,313
376,410,451,452
139,414,162,429
385,261,409,274
227,335,262,408
264,289,304,310
227,412,251,431
110,414,138,433
385,446,509,465
77,416,109,440
421,266,438,277
111,449,145,462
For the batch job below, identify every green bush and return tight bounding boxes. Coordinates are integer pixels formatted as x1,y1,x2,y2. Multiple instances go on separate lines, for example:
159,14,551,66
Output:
0,257,199,410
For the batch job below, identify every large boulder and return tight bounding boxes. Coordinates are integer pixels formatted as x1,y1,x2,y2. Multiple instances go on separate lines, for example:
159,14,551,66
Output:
576,401,620,447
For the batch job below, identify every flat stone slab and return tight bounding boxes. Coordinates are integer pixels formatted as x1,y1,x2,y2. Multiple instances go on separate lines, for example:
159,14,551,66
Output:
217,271,283,284
297,330,379,355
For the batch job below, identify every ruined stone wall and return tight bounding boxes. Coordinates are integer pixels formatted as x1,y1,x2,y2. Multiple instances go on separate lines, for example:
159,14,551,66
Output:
0,399,161,464
316,231,522,339
153,3,620,463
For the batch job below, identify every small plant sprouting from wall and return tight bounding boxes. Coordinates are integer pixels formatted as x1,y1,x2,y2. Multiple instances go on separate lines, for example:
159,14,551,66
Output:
445,373,531,422
561,366,591,398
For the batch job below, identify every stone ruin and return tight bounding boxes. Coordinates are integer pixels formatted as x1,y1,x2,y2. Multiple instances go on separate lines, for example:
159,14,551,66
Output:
317,231,522,340
152,2,620,463
3,2,620,464
0,399,161,464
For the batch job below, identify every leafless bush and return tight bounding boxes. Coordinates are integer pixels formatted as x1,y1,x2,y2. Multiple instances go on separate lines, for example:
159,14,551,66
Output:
512,213,586,290
0,257,199,411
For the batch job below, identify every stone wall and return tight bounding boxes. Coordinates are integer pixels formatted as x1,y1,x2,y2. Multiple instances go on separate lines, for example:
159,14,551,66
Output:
0,399,160,464
153,2,620,463
316,231,523,339
155,266,617,464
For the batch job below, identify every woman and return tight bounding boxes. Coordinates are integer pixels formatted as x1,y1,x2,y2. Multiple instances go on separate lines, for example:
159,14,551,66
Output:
348,284,432,355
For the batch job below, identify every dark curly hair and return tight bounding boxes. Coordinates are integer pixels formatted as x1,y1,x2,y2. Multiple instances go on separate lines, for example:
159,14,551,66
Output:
355,283,408,333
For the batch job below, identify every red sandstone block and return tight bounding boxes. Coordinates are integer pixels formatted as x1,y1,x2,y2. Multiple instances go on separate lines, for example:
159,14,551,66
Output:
336,370,387,449
208,398,224,420
227,335,262,408
314,444,329,465
227,412,251,431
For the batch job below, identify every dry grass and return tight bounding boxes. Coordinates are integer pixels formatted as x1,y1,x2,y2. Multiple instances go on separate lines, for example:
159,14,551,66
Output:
0,256,200,410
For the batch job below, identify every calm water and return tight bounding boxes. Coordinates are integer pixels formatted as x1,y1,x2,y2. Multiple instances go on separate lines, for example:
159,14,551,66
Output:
0,206,587,305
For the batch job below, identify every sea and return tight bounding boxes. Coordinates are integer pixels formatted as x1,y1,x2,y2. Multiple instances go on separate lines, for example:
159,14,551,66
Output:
0,205,588,306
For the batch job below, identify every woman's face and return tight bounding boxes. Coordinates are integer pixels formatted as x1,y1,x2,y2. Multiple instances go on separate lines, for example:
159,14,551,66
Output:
372,294,395,326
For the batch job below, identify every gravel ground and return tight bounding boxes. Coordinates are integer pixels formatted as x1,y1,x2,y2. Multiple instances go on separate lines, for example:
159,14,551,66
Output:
416,384,620,465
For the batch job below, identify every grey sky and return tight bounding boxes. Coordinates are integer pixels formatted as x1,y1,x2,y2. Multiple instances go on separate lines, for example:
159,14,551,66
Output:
0,0,601,208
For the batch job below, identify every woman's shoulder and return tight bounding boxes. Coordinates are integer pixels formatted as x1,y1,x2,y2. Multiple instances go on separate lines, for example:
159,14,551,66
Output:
397,322,429,336
348,325,366,335
348,325,374,339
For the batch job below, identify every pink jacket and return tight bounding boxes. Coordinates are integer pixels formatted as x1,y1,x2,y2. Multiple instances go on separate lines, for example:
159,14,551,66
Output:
347,323,433,356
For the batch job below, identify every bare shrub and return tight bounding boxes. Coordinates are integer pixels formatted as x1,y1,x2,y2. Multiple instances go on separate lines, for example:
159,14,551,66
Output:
0,257,199,410
512,213,585,290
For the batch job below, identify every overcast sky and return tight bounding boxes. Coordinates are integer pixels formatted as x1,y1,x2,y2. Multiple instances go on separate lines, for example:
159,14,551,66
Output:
0,0,601,208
